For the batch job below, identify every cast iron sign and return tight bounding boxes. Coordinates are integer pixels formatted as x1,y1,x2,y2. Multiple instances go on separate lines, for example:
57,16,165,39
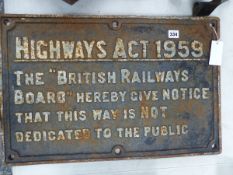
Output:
1,15,221,164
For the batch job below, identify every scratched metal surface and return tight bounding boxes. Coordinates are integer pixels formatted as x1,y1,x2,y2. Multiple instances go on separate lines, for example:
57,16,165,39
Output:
1,15,220,165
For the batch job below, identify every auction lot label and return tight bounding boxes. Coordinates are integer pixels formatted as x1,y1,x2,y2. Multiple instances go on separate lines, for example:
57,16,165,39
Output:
1,16,221,164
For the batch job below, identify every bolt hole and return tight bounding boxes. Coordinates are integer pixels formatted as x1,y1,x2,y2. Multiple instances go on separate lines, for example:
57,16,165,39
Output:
112,21,119,29
210,23,216,28
114,147,121,155
3,19,11,26
8,154,15,160
211,143,216,149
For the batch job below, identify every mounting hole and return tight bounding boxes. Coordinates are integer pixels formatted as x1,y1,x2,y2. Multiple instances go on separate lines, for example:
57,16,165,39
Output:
211,143,216,149
115,147,121,155
8,154,15,160
210,22,216,28
113,145,124,155
3,19,11,26
112,21,120,29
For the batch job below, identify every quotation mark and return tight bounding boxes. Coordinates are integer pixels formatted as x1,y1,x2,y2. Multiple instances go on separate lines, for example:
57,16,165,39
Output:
66,91,74,96
49,68,56,73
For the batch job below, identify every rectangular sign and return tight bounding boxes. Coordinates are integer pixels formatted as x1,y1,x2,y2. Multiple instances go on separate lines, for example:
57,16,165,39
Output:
1,15,221,164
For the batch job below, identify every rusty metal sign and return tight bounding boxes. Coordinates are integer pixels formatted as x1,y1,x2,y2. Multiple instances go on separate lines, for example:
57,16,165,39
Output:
1,15,221,164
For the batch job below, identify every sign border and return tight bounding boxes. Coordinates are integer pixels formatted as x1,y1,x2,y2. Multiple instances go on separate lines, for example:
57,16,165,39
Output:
1,15,221,165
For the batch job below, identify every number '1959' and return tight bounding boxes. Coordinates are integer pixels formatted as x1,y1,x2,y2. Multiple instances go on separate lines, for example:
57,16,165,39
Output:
155,40,203,59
